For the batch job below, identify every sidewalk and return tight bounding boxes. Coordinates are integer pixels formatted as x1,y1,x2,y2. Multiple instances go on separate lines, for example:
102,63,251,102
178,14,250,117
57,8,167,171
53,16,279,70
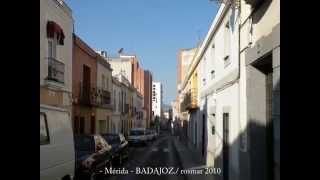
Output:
172,136,215,180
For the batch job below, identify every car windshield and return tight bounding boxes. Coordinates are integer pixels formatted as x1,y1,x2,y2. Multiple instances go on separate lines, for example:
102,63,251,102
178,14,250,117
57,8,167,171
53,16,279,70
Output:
74,136,95,152
103,135,120,144
130,130,144,136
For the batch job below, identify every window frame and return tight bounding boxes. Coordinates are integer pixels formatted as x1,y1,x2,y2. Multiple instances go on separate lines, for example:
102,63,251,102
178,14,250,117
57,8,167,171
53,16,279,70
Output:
48,37,57,59
40,112,50,145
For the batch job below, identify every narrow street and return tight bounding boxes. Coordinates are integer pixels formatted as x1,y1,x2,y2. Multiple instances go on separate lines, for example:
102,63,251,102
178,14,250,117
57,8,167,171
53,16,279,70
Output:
105,131,186,180
41,1,280,180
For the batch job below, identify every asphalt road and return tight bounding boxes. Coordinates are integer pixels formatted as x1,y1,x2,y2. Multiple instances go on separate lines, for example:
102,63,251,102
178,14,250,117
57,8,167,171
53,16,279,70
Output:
104,131,186,180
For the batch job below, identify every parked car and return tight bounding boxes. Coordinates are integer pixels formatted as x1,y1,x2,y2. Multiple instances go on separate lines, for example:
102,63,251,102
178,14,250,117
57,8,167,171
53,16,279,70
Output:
40,109,75,180
128,128,147,145
145,129,154,141
101,133,129,165
74,134,113,180
151,129,158,140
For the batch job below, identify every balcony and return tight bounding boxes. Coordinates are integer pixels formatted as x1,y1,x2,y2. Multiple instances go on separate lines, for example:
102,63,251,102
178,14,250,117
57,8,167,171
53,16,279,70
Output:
95,87,112,109
46,57,65,84
180,88,198,112
73,82,111,108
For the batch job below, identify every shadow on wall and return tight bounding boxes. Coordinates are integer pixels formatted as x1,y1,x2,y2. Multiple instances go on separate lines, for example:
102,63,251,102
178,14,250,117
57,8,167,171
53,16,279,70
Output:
251,0,273,24
213,80,280,180
208,121,277,180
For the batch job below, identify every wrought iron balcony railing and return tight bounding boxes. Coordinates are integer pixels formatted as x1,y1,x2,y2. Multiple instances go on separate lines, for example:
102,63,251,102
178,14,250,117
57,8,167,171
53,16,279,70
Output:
73,82,111,108
180,88,198,111
46,57,65,84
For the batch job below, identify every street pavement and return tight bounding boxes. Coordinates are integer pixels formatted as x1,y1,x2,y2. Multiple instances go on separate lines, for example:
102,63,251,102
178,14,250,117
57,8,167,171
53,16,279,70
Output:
100,130,218,180
103,131,187,180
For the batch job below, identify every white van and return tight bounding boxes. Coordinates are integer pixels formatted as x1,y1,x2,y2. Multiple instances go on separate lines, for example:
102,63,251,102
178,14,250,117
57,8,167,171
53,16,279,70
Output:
40,105,75,180
128,128,147,145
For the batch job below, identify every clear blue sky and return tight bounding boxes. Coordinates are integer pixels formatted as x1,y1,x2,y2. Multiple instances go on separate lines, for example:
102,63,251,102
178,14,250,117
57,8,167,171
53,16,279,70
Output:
66,0,219,104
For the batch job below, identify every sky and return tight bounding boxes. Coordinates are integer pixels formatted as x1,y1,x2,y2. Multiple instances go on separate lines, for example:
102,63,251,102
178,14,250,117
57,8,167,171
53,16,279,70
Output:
66,0,219,105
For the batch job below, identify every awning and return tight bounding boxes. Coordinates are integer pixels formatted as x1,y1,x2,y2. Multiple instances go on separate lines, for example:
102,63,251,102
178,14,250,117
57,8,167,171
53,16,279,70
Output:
46,21,65,45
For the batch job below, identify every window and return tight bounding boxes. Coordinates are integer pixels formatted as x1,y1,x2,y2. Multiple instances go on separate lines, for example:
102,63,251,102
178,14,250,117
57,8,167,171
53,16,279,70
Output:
118,92,121,112
40,113,50,145
48,38,56,58
114,90,116,111
106,77,109,89
102,75,105,89
211,126,215,135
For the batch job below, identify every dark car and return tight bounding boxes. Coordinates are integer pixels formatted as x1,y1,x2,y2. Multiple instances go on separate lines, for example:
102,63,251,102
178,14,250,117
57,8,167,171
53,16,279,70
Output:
74,135,113,180
101,133,129,165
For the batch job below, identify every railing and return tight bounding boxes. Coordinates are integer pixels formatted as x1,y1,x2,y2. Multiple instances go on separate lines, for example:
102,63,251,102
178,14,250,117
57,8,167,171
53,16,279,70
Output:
95,87,111,107
73,82,111,108
180,88,198,111
47,57,65,84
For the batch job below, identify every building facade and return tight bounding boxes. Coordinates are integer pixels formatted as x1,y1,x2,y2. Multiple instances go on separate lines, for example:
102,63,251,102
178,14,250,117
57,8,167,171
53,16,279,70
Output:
111,77,122,133
176,1,280,180
142,70,153,128
113,74,131,136
40,0,74,136
107,54,153,129
239,0,280,180
197,3,241,180
72,34,98,135
152,82,163,119
95,55,113,134
133,91,144,128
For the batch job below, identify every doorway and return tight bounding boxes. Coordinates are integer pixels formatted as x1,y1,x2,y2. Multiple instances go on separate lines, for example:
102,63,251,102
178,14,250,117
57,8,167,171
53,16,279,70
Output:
223,112,229,180
82,65,91,103
79,117,85,134
253,54,274,180
202,113,206,157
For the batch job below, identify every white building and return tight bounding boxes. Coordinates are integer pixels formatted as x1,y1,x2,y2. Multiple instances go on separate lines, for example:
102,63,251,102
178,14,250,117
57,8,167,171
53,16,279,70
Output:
181,1,280,180
40,0,74,179
152,82,163,119
238,0,280,180
112,77,122,133
177,1,242,179
107,54,137,85
133,91,144,128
